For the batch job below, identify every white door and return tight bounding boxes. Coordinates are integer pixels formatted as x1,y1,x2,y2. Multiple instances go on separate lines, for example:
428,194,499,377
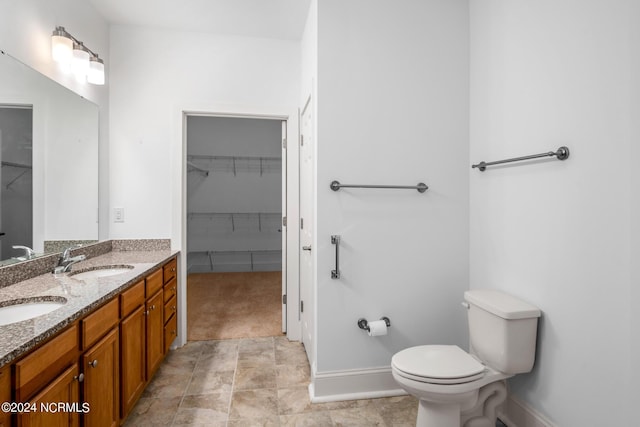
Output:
281,120,287,333
299,97,314,361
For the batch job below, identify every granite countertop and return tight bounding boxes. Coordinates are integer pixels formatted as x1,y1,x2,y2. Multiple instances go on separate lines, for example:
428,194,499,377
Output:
0,249,178,368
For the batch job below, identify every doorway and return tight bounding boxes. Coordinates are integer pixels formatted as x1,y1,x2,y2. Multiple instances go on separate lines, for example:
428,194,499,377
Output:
0,105,33,262
185,115,286,340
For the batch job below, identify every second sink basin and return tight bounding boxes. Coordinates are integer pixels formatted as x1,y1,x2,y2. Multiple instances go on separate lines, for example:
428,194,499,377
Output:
70,265,134,280
0,296,67,326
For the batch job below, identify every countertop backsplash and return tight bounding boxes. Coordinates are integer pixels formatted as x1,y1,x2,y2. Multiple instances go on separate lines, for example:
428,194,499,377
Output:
0,239,171,288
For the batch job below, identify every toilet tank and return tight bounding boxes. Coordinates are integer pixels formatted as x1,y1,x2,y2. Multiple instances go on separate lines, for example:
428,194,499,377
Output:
464,289,541,374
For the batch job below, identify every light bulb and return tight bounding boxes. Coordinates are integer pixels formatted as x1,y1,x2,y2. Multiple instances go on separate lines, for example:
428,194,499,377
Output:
51,27,73,64
88,56,105,85
72,42,90,82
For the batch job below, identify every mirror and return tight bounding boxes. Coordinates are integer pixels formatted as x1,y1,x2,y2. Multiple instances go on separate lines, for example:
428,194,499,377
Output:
0,50,99,266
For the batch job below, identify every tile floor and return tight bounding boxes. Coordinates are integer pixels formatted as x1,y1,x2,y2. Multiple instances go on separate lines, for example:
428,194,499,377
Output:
124,336,509,426
123,336,419,426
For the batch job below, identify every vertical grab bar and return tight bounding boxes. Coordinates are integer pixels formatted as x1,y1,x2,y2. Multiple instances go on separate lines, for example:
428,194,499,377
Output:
331,235,341,279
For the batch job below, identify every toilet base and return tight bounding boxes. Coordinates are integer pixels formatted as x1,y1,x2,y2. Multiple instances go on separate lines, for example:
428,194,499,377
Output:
417,400,461,427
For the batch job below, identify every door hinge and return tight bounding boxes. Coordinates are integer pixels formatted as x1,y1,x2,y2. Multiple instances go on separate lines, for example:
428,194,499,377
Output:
283,216,287,227
300,135,304,146
282,294,287,304
283,138,287,149
300,300,304,313
300,218,304,229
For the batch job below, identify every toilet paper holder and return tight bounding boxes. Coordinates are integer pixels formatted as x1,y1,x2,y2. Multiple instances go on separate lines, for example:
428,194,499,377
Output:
357,317,391,332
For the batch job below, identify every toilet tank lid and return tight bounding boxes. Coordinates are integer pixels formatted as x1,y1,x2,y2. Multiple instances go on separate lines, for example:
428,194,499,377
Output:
464,289,541,319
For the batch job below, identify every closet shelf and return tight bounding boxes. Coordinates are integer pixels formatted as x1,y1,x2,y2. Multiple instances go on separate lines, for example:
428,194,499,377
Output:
188,212,282,233
187,154,281,176
187,249,282,273
1,161,32,170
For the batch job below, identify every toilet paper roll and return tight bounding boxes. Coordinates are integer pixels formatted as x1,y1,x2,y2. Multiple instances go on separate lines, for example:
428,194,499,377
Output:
367,320,388,337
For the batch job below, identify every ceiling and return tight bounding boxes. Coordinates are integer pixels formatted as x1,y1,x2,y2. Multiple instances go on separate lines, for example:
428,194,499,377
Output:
88,0,312,40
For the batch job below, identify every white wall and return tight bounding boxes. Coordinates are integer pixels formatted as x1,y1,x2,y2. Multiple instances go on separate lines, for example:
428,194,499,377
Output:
0,0,110,241
109,26,300,240
469,1,634,425
314,0,469,380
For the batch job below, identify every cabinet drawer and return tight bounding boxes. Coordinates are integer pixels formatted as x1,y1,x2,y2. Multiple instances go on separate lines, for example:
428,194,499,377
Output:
145,269,163,298
15,324,79,401
121,279,145,318
163,277,177,303
164,295,177,324
163,258,177,284
164,313,177,354
82,298,119,350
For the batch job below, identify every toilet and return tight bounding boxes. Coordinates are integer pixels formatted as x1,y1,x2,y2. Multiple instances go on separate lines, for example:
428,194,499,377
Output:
391,289,541,427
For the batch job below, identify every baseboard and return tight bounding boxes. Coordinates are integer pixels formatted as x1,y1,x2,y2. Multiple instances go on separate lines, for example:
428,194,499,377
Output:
309,366,407,403
498,395,557,427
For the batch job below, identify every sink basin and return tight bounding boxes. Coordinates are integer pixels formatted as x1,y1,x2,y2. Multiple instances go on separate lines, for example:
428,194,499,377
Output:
70,264,134,280
0,297,67,326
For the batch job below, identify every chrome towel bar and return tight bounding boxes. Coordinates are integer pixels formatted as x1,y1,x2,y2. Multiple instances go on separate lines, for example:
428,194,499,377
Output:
472,146,570,171
330,180,428,193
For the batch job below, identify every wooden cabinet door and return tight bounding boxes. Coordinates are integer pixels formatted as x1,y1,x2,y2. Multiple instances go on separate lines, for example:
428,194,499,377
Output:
83,328,119,427
146,290,164,378
120,306,146,419
17,364,81,427
0,366,10,427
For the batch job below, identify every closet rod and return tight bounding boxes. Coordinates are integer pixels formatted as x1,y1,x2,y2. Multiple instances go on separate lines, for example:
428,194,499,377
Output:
330,180,428,193
472,146,570,171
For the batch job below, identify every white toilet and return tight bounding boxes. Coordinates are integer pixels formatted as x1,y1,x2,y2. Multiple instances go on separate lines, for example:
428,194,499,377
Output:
391,289,541,427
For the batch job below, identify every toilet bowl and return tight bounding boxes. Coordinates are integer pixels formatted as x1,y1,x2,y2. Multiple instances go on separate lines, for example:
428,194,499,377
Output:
391,345,509,427
391,290,541,427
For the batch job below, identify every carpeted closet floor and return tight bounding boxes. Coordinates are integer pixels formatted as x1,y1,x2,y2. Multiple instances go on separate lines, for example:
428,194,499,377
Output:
187,271,283,341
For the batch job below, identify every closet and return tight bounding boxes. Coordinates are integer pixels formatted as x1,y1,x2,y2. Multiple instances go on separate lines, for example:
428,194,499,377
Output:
186,116,282,272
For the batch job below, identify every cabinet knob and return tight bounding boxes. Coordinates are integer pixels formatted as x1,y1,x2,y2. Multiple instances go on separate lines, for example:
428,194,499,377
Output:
172,287,176,292
89,359,98,368
144,310,149,316
171,268,176,272
74,373,85,383
151,304,156,310
172,306,176,311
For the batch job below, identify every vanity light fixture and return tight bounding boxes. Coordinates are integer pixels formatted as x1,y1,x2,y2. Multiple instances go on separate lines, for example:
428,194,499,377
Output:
51,26,105,85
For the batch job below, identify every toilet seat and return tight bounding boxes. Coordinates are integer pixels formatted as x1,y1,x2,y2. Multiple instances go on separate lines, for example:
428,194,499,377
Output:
392,345,486,385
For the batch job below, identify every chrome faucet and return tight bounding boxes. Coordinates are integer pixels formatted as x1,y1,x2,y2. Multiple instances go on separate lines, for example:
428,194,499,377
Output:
53,244,86,274
12,245,36,260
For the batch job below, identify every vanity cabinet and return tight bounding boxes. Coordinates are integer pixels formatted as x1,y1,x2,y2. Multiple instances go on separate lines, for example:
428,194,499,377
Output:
14,324,79,402
83,329,119,427
18,364,81,427
81,298,119,427
145,289,164,378
6,255,179,427
163,258,178,353
119,280,146,419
